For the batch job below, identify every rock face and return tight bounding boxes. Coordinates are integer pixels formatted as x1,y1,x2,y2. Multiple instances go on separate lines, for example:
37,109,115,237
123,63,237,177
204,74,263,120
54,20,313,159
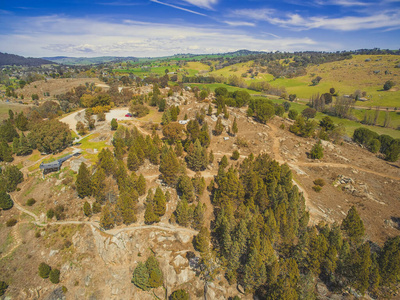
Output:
67,225,198,299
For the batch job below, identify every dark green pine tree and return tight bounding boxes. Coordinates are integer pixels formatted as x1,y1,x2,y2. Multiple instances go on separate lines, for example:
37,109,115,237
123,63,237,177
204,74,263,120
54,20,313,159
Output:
100,204,115,229
145,255,164,288
0,140,13,162
153,187,166,217
213,117,224,135
117,192,137,225
38,262,51,279
186,139,207,171
379,236,400,287
83,201,92,217
242,248,267,293
144,202,159,224
159,148,180,186
232,117,238,136
192,202,205,230
17,133,32,156
341,206,365,243
175,199,190,227
178,175,195,203
193,226,210,253
0,191,13,210
76,162,92,198
136,174,147,196
132,262,151,291
127,147,140,171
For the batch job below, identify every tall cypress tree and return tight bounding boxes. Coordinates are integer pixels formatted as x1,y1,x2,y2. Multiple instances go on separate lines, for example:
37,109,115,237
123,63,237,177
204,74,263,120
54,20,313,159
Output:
341,206,365,243
76,162,92,198
153,187,166,217
127,147,140,171
145,255,164,288
136,174,147,196
159,148,180,186
186,139,207,171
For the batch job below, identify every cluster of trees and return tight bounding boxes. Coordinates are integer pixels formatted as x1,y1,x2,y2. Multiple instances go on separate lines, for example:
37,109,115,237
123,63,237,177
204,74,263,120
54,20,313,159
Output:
144,187,167,224
173,174,206,229
75,125,201,229
132,255,163,291
353,127,400,161
38,263,60,284
214,87,251,108
195,152,400,298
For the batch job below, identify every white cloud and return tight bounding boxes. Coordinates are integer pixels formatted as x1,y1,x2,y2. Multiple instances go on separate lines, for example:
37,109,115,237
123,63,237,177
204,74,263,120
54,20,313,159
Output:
224,21,255,27
0,15,328,57
150,0,207,16
233,8,400,31
179,0,218,10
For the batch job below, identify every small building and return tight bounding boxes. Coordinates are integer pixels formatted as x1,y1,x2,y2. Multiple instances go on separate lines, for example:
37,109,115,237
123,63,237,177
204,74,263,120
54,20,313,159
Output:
178,120,189,125
40,150,81,175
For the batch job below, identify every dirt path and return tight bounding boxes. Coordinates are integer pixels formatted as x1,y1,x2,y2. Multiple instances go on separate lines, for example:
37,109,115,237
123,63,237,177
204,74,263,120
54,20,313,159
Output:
294,161,400,181
60,109,85,134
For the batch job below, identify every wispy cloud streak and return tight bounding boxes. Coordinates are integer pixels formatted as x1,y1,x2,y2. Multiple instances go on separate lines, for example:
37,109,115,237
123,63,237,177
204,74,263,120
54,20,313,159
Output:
150,0,207,16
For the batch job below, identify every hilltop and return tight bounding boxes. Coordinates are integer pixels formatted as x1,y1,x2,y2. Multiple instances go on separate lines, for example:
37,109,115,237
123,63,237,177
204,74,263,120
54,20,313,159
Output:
0,52,53,67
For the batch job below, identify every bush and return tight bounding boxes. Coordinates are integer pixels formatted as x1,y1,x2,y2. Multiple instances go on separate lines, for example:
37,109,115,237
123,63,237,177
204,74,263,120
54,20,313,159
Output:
6,218,17,227
312,185,322,192
92,202,102,214
47,208,55,219
0,281,8,296
231,150,240,160
38,262,51,278
383,80,395,91
49,269,60,284
288,109,298,120
0,191,13,210
301,108,317,120
369,139,381,153
111,118,118,130
313,178,326,187
26,198,36,206
310,140,324,159
170,289,189,300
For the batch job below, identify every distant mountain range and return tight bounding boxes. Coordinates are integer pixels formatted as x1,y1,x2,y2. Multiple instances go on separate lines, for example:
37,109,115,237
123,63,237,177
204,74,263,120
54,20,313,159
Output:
0,52,53,67
42,56,139,65
0,50,270,67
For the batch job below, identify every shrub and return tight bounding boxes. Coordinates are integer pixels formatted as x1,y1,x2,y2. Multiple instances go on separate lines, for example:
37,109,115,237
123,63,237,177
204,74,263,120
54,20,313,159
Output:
35,231,41,238
47,208,55,219
302,108,317,120
26,198,36,206
0,191,13,210
92,202,102,214
383,80,395,91
111,118,118,130
6,218,17,227
231,150,240,160
170,289,189,300
313,178,326,186
38,262,51,278
312,185,322,192
310,140,324,159
0,281,8,296
369,139,381,153
288,109,298,120
49,269,60,284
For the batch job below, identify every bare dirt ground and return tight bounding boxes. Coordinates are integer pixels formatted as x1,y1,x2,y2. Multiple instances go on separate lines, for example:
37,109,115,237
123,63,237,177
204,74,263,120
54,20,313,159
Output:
18,78,105,100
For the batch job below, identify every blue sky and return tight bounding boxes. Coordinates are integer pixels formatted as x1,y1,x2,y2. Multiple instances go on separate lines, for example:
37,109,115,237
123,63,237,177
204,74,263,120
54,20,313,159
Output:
0,0,399,57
